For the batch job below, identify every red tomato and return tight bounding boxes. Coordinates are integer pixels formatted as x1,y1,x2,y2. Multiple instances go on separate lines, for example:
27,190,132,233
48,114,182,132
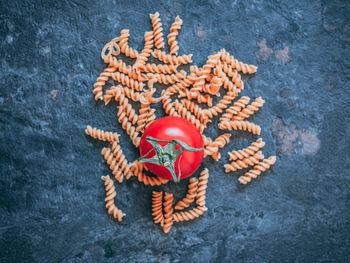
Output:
139,116,204,181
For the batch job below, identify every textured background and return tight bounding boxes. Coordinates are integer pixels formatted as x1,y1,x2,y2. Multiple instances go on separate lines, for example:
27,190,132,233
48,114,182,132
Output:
1,0,350,262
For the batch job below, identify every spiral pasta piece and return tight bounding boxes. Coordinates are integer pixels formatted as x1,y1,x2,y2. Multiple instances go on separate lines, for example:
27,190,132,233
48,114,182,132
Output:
233,97,265,120
119,29,139,58
173,206,208,222
162,94,179,117
101,38,120,60
204,133,231,161
104,85,141,104
144,63,178,74
220,48,257,74
111,141,133,180
167,16,183,55
220,96,251,122
218,120,261,135
104,56,146,82
221,62,244,91
146,70,186,85
164,72,196,95
238,156,276,184
101,146,132,182
152,191,164,226
163,192,174,233
180,99,207,124
117,95,139,125
152,49,192,65
174,178,199,210
173,100,206,133
101,175,125,222
133,31,153,72
224,151,264,172
228,138,265,161
111,71,145,91
93,66,115,101
136,88,156,132
85,125,120,142
202,91,237,119
190,65,201,76
202,135,213,146
117,111,141,147
196,168,209,207
130,161,169,186
150,12,165,49
178,90,213,107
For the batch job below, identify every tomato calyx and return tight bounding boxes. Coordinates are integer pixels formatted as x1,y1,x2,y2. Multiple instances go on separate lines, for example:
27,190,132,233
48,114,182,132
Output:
138,136,203,182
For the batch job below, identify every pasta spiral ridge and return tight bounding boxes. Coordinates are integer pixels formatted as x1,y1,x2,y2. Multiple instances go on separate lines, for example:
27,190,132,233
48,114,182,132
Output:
104,85,141,104
93,66,115,101
133,31,154,72
238,156,276,184
85,125,120,142
111,142,133,180
221,62,244,91
178,90,213,107
180,99,207,124
146,70,186,85
152,49,192,65
117,111,141,147
224,151,264,172
162,94,180,117
163,192,174,233
144,63,178,74
130,161,169,186
202,91,237,119
167,16,183,55
136,88,156,132
166,73,196,95
218,120,261,135
220,96,251,122
233,97,265,120
202,135,213,146
196,168,209,207
150,12,165,49
101,146,131,182
119,29,139,58
105,56,147,82
174,178,199,210
173,206,208,222
111,71,145,91
101,38,120,60
101,175,125,222
220,48,258,74
204,133,231,161
174,100,205,133
191,53,220,91
117,96,139,125
152,191,164,226
228,138,265,161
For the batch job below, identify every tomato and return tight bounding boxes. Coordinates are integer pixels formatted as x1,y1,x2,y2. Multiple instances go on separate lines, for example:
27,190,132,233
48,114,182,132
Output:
139,116,204,181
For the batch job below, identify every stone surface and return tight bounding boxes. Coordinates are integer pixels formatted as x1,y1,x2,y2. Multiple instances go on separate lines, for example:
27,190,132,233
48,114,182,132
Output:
1,0,350,262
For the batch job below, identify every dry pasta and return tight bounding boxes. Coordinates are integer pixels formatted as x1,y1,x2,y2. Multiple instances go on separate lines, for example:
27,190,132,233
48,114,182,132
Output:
119,29,139,58
144,63,178,74
173,206,208,222
117,111,141,147
163,192,174,233
238,156,276,184
133,31,154,72
93,66,115,101
173,100,206,133
221,62,244,91
152,49,192,65
202,91,237,119
152,191,164,226
218,120,261,135
224,151,264,172
228,138,265,161
174,177,199,210
204,133,231,161
130,161,169,186
196,168,209,207
111,71,145,91
101,175,125,222
167,16,183,55
180,99,207,124
146,70,186,85
233,97,265,120
220,48,258,74
220,96,250,122
85,125,120,142
150,12,165,49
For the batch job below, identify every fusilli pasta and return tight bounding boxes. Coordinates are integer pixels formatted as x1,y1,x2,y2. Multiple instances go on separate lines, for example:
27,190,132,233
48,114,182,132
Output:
117,111,141,147
204,133,231,161
233,97,265,120
167,16,183,55
228,138,265,161
144,63,178,74
220,96,251,122
133,31,154,72
130,161,169,186
101,175,125,222
173,100,206,133
149,12,165,49
196,168,209,207
119,29,139,58
93,66,115,101
224,151,264,172
218,120,261,135
152,49,192,65
85,125,120,142
111,71,145,91
174,177,199,210
152,191,164,226
238,156,276,184
173,206,208,222
163,192,174,233
220,48,258,74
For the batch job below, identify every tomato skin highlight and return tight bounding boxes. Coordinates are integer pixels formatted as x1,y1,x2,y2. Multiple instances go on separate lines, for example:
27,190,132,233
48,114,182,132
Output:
139,116,204,181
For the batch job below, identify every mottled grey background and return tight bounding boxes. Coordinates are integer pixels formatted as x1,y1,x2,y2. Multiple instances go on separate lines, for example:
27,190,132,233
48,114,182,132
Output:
1,0,350,262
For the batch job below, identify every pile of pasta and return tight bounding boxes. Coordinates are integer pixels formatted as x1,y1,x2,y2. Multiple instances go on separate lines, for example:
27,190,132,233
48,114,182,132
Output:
86,12,276,233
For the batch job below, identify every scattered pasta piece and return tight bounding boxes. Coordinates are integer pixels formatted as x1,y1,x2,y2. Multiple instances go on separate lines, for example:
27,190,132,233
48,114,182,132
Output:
175,178,199,210
85,125,120,142
163,192,174,233
167,16,183,55
224,151,264,172
220,96,250,122
233,97,265,120
152,191,164,226
228,138,265,161
196,168,209,207
204,133,231,160
238,156,276,184
119,29,139,58
220,48,257,74
173,206,208,222
101,175,125,222
152,49,192,65
150,12,165,49
218,120,261,135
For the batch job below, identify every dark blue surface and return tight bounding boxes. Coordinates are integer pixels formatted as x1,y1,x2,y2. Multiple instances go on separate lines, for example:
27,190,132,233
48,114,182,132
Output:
1,0,350,262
